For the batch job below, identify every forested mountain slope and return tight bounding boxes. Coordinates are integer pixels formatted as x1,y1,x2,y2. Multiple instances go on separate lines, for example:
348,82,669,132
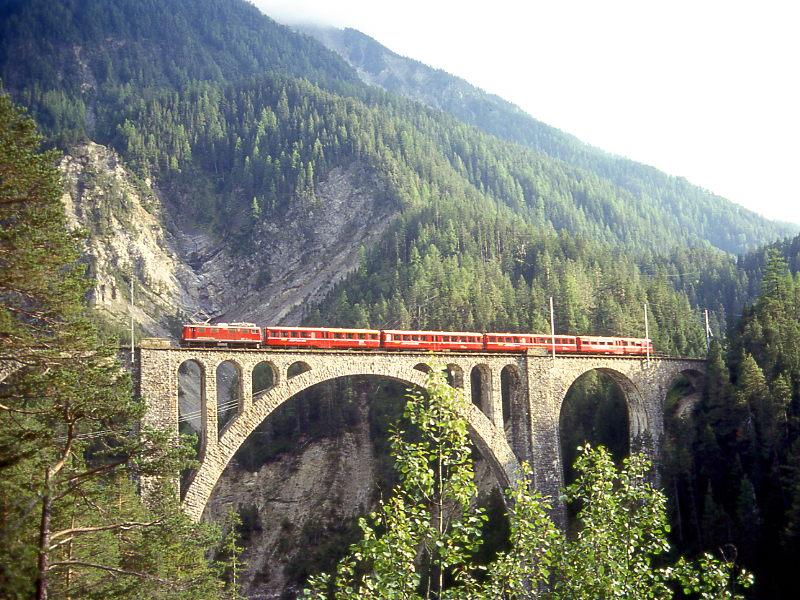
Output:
304,25,797,253
0,0,790,352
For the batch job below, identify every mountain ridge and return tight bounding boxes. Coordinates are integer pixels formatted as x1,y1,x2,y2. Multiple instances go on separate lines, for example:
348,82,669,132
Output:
300,24,798,247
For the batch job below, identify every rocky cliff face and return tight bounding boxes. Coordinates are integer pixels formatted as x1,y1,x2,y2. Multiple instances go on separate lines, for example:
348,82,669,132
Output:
204,394,378,599
60,142,397,335
60,142,195,336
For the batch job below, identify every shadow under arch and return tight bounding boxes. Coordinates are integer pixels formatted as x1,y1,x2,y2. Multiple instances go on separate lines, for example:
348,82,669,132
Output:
501,364,529,463
216,359,243,437
558,366,645,486
664,367,705,419
470,364,492,418
287,361,311,379
446,363,464,388
183,364,520,521
252,360,278,398
177,358,205,500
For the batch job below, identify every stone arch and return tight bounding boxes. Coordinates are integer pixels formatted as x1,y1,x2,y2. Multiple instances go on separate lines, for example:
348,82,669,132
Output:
662,365,706,441
216,360,243,437
446,363,464,388
183,362,520,521
287,361,311,379
666,367,705,418
558,366,643,484
501,364,529,462
177,359,205,441
568,367,645,439
177,359,205,499
470,364,492,417
252,361,278,398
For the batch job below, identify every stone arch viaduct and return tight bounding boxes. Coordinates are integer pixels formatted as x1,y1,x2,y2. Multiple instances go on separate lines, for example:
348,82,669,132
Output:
138,347,704,521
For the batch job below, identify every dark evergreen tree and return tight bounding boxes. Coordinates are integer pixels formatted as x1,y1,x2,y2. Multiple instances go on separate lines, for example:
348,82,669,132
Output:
0,93,232,599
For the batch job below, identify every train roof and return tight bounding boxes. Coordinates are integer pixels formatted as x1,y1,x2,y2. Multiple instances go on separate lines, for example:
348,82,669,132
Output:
485,332,574,337
578,335,649,340
265,326,380,334
381,329,483,336
185,322,258,328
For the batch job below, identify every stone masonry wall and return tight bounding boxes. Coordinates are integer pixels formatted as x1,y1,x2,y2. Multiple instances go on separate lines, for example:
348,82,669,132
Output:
139,347,703,522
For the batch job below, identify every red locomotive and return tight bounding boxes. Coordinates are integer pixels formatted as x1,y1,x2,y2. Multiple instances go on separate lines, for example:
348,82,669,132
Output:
181,323,262,348
181,324,653,356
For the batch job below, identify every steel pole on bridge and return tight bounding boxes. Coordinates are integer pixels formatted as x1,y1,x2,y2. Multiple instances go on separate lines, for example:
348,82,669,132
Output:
644,302,650,365
549,296,556,361
130,275,135,366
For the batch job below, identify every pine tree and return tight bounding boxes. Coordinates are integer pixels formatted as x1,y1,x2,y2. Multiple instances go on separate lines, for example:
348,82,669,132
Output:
0,93,228,599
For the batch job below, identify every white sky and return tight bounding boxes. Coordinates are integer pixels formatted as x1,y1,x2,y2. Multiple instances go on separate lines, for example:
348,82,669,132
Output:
252,0,800,227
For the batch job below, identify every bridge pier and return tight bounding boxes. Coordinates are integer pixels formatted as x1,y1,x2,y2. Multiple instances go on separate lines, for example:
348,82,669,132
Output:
138,346,703,523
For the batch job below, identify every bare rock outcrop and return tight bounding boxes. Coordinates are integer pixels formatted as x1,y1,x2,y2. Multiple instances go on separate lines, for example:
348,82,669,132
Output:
60,142,397,335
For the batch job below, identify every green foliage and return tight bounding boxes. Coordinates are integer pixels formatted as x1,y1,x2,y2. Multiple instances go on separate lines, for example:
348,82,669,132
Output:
303,369,749,599
216,509,247,600
0,92,226,598
304,367,486,598
664,248,800,598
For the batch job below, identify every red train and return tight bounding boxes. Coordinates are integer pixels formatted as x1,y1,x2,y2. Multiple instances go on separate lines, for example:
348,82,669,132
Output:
181,324,653,356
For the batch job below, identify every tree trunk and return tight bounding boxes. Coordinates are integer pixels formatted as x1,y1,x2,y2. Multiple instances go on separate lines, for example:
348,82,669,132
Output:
35,471,52,600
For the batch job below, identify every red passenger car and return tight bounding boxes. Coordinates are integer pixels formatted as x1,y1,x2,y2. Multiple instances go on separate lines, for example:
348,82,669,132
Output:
181,323,262,348
264,326,381,349
483,332,574,353
576,336,652,355
381,330,484,352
